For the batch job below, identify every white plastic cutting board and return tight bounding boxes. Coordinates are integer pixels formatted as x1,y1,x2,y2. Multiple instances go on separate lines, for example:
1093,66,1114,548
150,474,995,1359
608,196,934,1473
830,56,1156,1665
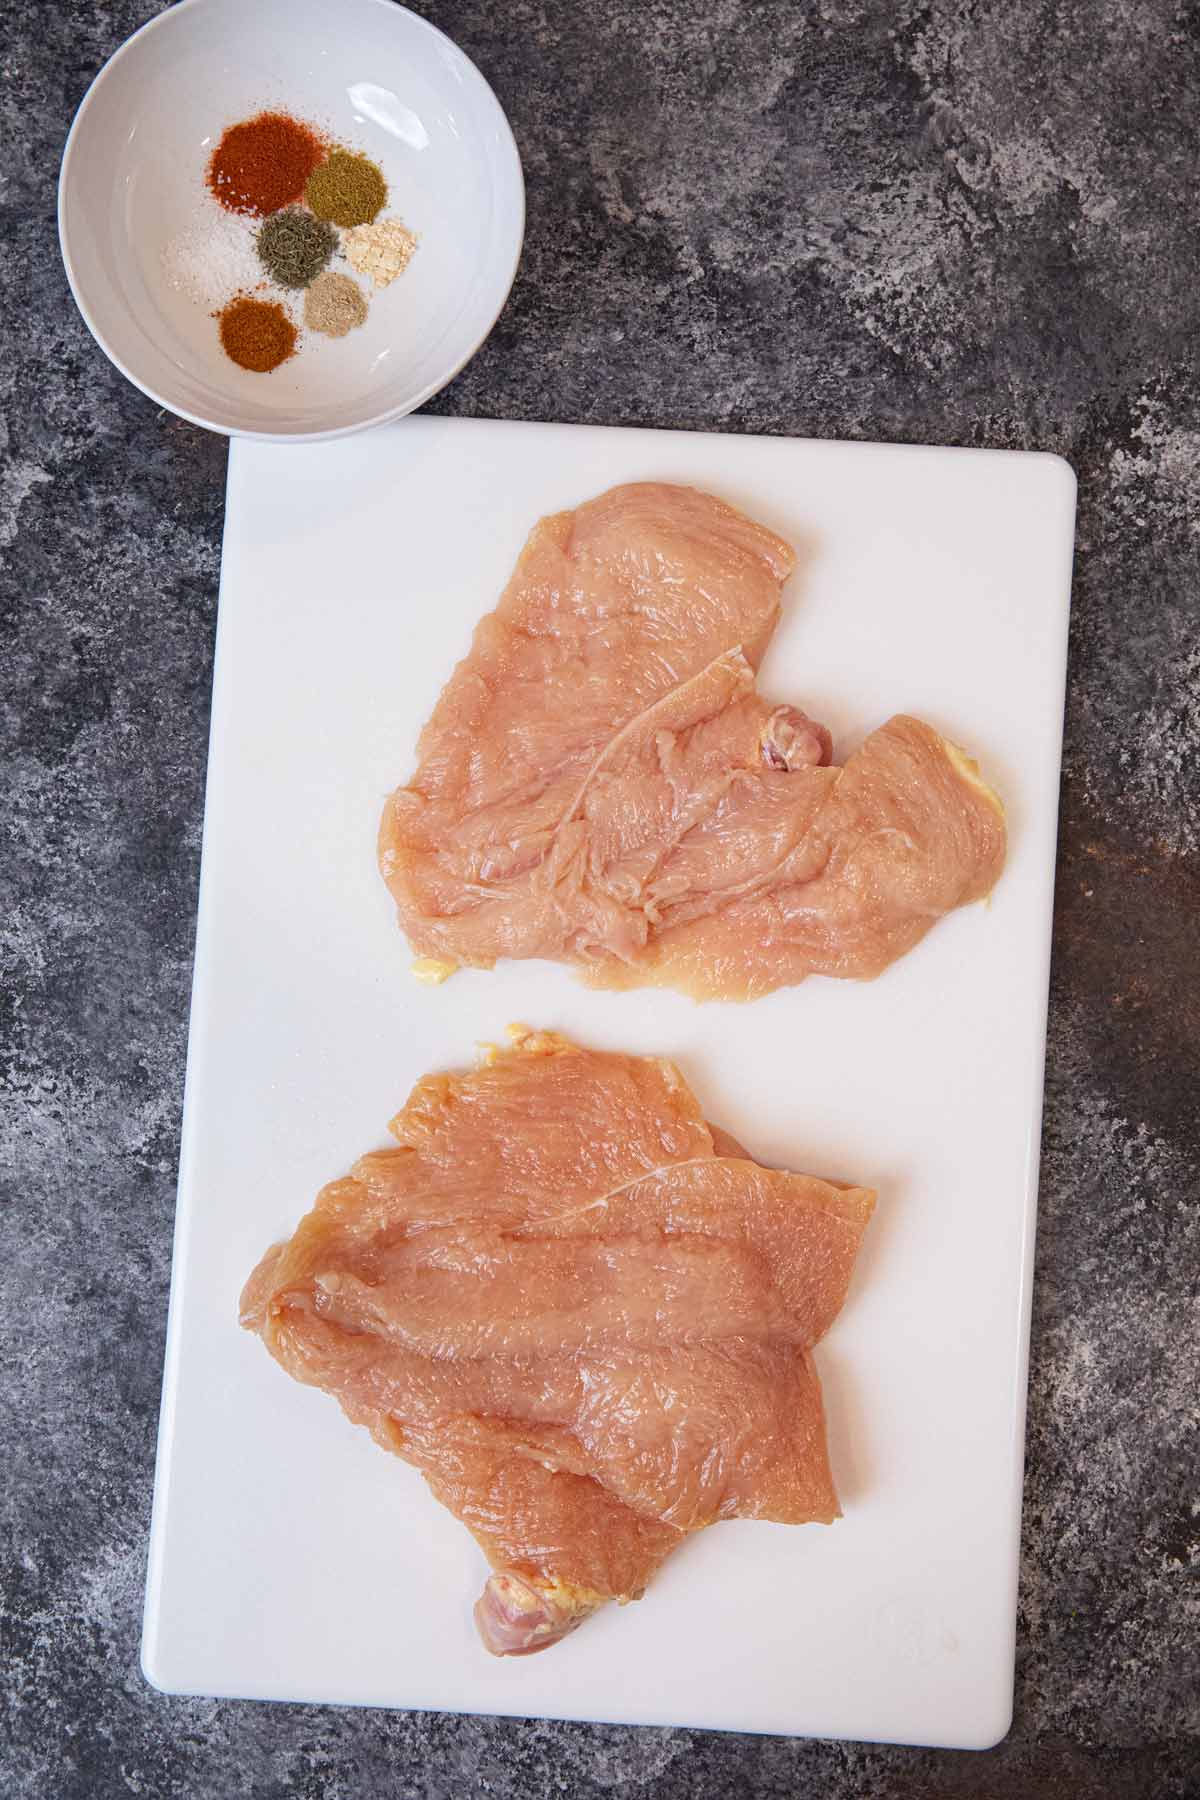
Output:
142,417,1075,1747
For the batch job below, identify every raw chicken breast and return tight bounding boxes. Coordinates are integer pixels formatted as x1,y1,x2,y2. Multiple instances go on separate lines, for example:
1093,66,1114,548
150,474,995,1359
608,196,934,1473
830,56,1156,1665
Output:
241,1028,875,1654
379,482,1006,999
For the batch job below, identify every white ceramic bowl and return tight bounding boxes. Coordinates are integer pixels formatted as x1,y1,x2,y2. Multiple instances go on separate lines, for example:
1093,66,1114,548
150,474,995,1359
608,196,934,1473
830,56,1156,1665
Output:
59,0,524,441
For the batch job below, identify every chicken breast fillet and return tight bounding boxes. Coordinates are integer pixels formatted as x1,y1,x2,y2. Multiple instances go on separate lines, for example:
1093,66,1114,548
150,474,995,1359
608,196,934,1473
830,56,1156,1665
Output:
241,1028,875,1653
379,482,1006,999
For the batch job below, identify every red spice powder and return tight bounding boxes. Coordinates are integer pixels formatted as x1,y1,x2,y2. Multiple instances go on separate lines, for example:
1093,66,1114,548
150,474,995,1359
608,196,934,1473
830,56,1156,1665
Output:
207,111,326,218
217,295,298,373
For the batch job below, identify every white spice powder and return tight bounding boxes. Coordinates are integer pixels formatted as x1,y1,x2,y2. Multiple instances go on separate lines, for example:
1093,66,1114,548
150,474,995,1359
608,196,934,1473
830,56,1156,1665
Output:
161,209,266,309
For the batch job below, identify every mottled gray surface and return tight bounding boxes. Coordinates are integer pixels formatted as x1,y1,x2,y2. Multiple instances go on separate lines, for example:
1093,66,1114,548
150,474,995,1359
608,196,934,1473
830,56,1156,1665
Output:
2,0,1198,1795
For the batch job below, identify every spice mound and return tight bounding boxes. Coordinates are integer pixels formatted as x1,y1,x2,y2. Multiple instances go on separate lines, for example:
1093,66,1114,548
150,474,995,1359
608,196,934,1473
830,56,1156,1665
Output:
217,296,297,373
344,218,418,288
304,271,369,338
162,211,262,307
256,207,337,289
208,112,326,218
304,150,387,228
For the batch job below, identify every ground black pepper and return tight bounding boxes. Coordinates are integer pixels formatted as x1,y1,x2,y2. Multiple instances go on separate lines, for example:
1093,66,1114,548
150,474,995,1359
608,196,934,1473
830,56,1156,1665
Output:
303,271,369,337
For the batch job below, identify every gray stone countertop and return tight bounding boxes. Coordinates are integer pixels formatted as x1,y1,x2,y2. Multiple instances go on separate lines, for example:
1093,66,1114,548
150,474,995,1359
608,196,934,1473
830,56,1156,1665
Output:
3,2,1198,1796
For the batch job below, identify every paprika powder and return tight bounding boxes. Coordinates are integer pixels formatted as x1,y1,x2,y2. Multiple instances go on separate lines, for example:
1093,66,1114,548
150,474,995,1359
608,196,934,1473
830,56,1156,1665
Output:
207,111,326,218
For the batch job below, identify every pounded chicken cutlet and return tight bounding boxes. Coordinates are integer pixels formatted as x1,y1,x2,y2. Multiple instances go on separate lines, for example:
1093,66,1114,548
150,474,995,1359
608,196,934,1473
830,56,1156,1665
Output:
379,482,1005,998
241,1028,875,1653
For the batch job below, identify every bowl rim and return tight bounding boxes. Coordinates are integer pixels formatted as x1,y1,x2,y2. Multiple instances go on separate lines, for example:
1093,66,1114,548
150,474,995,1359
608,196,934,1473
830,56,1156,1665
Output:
57,0,525,444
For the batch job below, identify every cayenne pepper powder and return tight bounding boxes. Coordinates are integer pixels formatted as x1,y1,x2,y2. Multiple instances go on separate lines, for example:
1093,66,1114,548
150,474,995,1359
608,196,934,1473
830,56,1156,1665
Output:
217,296,297,373
207,111,326,217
